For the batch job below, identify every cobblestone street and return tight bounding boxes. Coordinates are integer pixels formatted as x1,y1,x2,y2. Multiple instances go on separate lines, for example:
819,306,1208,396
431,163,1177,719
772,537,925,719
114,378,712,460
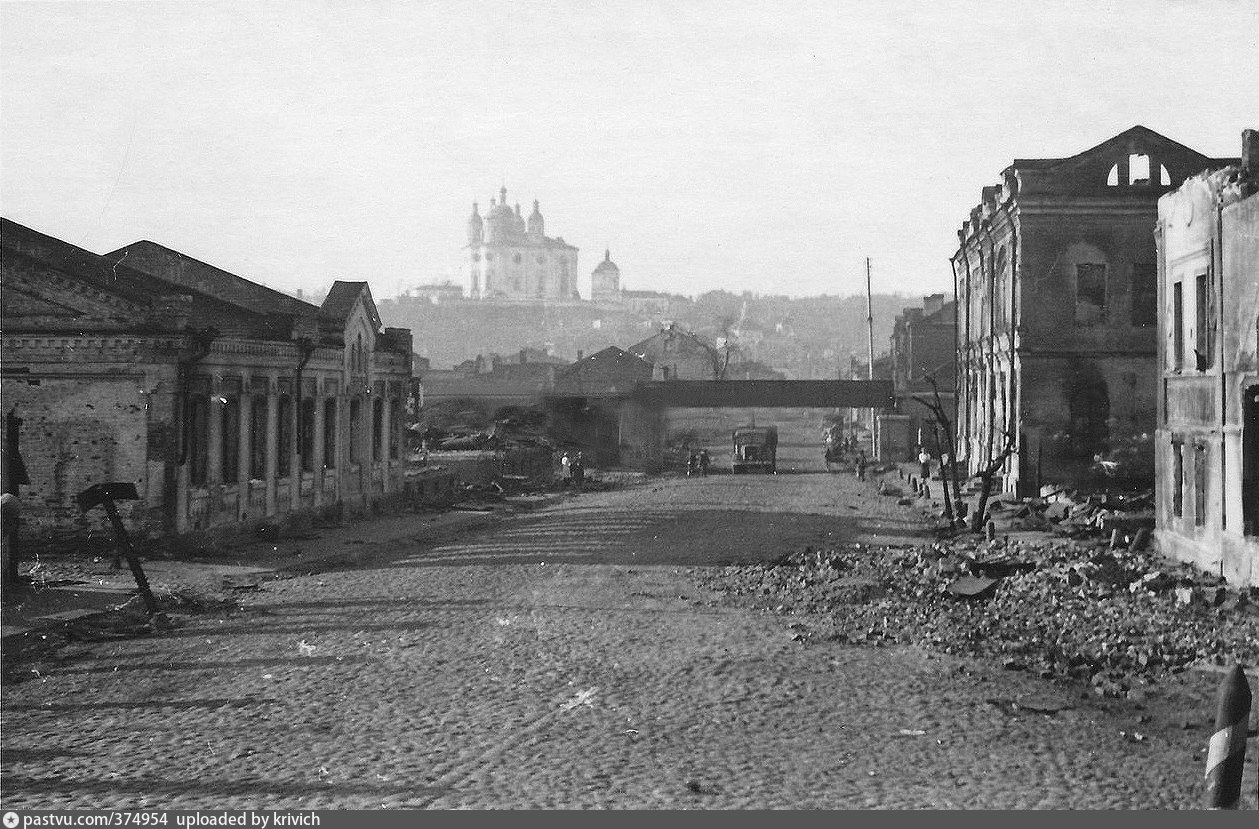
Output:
0,472,1244,809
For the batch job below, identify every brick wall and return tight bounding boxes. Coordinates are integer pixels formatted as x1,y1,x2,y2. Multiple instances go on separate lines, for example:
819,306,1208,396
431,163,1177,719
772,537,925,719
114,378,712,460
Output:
2,375,160,547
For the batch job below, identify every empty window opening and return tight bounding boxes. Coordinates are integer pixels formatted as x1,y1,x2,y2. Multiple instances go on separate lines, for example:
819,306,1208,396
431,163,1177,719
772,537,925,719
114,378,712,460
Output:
390,398,401,459
1160,164,1172,186
187,395,209,487
1172,441,1184,518
1244,386,1259,536
372,398,384,462
1131,264,1157,327
1193,443,1208,527
323,398,337,469
1075,263,1107,325
249,397,268,479
300,397,316,473
277,395,292,477
1066,363,1110,461
1128,153,1151,185
1172,281,1184,369
221,395,240,483
1194,272,1214,370
349,398,362,464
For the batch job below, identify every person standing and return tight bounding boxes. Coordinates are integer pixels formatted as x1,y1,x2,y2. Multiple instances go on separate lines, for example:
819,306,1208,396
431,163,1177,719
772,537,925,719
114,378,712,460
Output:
918,447,932,482
856,449,867,481
571,451,585,490
698,449,710,477
560,451,572,487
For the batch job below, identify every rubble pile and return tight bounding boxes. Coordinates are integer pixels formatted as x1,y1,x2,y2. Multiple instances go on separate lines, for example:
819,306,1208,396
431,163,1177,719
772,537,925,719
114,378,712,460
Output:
698,537,1259,698
964,489,1155,540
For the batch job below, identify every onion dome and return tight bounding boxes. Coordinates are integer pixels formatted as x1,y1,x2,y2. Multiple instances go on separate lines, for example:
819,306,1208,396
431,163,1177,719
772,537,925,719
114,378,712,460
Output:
483,191,519,244
527,199,545,236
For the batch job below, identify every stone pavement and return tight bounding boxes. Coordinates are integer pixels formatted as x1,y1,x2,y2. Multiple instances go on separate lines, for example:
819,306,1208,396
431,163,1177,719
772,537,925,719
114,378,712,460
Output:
0,471,1252,809
0,492,567,649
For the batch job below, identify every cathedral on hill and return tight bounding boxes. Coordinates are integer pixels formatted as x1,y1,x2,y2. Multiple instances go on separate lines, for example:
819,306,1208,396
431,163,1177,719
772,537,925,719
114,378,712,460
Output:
466,187,580,302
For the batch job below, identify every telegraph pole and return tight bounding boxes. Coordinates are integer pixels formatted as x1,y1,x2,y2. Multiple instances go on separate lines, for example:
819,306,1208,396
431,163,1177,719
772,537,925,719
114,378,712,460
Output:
866,257,877,457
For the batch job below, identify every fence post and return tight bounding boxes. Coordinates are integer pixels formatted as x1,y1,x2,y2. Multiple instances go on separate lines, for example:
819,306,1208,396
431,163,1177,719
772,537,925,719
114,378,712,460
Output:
1205,665,1252,809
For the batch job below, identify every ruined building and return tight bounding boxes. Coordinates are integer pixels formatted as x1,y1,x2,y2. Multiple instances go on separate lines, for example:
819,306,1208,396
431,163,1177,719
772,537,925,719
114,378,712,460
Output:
1155,129,1259,586
881,293,956,462
628,323,726,381
467,187,580,301
953,126,1237,495
1,219,413,548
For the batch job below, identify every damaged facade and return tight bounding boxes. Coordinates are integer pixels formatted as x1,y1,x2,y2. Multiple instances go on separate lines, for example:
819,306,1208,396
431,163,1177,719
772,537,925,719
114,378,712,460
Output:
1155,129,1259,586
0,219,413,549
953,126,1236,496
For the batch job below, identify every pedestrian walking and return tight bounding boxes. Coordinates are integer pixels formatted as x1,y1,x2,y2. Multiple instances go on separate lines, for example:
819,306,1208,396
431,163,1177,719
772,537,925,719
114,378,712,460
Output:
571,451,585,490
698,449,710,477
918,447,932,481
856,450,867,481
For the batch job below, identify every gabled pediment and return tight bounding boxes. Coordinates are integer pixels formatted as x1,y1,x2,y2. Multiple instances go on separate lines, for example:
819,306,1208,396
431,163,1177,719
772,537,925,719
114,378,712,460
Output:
1010,126,1232,195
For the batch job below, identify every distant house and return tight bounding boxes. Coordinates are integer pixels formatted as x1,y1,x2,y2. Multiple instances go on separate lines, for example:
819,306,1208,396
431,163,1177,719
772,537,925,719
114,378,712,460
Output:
1,219,413,547
552,346,654,397
1154,129,1259,586
546,347,656,468
881,293,957,461
628,323,723,380
622,289,671,316
411,281,464,304
417,348,563,411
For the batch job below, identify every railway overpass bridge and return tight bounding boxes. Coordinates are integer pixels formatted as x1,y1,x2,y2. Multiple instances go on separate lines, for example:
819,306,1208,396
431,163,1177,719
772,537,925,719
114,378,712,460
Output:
544,379,896,471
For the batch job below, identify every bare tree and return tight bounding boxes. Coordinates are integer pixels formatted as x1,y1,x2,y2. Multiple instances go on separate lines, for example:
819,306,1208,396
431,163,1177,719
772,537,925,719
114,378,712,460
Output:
911,374,966,531
702,316,743,380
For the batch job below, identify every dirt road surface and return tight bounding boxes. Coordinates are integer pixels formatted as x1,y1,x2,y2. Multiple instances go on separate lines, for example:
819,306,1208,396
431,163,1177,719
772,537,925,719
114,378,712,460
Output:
1,471,1249,809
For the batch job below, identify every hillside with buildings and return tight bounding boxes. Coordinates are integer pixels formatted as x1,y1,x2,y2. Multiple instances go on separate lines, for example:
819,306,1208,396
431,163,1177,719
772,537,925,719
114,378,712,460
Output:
377,289,920,380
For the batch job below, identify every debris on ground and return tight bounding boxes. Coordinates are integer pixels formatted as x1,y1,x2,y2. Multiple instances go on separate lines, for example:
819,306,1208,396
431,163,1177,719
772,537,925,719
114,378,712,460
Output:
697,535,1259,700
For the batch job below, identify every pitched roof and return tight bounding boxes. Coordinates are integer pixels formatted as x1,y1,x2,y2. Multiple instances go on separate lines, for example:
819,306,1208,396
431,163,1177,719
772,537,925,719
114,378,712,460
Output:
107,239,318,318
320,281,381,330
2,218,288,337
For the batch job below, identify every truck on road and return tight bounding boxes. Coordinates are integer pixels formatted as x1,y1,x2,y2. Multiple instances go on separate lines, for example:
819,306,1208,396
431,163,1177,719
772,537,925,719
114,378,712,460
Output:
731,426,778,474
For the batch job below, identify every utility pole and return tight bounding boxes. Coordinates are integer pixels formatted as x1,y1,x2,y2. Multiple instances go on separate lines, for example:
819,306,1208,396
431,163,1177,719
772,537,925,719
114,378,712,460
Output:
866,257,877,457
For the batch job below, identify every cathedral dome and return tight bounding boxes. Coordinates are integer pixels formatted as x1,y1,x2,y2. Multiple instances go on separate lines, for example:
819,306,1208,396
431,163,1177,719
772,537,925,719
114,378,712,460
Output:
593,248,620,273
483,188,519,244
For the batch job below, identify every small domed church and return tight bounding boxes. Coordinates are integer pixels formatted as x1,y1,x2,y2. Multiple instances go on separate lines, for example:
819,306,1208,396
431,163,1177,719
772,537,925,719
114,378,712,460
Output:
466,187,580,302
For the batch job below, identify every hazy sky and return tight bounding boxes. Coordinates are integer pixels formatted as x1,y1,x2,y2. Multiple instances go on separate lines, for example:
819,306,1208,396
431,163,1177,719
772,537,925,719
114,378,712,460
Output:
2,1,1256,301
